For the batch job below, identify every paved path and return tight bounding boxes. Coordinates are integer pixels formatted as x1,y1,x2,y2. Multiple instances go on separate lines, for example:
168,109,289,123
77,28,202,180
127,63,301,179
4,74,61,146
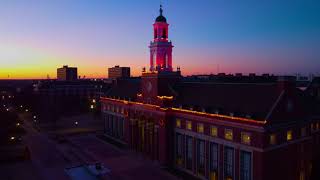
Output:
22,116,71,180
12,113,179,180
69,135,179,180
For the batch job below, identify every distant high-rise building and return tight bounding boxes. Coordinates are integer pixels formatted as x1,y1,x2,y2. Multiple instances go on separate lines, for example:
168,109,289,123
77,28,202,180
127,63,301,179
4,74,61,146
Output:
108,65,130,79
57,65,78,81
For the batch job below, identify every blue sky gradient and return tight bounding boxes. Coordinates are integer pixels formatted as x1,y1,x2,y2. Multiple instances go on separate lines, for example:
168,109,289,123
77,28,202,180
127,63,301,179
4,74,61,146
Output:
0,0,319,78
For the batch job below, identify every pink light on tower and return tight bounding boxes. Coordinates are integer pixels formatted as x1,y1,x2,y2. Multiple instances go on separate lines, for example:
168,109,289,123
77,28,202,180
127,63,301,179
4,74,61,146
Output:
149,5,173,72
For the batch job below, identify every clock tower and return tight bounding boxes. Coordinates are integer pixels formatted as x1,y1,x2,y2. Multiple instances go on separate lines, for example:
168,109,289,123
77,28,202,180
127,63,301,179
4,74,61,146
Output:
139,5,181,106
149,5,173,72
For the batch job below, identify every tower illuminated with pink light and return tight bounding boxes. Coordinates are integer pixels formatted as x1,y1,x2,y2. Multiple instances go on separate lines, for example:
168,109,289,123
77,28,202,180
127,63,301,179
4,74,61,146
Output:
149,5,173,72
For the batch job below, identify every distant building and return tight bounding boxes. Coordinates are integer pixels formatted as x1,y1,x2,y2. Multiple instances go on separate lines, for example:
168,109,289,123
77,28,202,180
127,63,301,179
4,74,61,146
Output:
108,66,130,79
33,79,111,123
57,65,78,81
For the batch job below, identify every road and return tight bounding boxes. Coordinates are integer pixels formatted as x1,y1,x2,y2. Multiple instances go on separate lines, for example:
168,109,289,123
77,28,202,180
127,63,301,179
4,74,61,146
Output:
21,115,71,180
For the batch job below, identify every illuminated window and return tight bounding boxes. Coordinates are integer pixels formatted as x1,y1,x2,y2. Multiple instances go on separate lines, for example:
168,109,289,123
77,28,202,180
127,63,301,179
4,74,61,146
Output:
197,123,204,133
210,126,218,137
186,121,192,130
311,123,314,132
301,127,306,137
225,129,233,141
176,119,181,128
287,130,293,141
241,132,251,145
270,134,276,145
299,171,305,180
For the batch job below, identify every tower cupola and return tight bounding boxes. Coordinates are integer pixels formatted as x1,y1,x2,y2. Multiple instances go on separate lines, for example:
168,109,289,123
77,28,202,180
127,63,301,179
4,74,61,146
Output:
149,5,173,72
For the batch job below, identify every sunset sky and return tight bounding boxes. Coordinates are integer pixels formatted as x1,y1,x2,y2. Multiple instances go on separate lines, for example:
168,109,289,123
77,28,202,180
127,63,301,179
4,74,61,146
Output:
0,0,319,79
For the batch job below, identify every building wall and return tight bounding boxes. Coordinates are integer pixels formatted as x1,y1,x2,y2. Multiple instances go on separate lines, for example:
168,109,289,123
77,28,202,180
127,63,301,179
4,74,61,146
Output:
57,66,78,81
101,98,320,180
108,66,130,79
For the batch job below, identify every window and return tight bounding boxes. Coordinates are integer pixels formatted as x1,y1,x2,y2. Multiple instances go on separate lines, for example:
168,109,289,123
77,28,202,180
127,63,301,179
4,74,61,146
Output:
108,116,113,135
270,134,276,145
241,132,251,145
317,123,319,131
300,171,305,180
176,119,181,128
186,121,192,130
311,123,314,132
210,126,218,137
154,29,157,39
165,54,169,68
175,133,184,166
224,146,234,179
197,123,204,133
197,139,205,176
225,129,233,141
287,100,294,112
186,136,193,170
287,130,293,141
210,142,218,180
162,29,167,39
301,127,307,137
105,115,109,133
119,118,124,138
240,151,252,180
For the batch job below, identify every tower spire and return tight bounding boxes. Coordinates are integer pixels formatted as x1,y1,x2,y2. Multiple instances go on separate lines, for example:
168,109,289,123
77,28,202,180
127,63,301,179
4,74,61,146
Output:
160,4,163,16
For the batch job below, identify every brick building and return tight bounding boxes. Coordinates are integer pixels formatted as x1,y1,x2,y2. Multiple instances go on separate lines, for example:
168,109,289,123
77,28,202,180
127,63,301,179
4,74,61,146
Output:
108,66,130,79
101,6,320,180
57,65,78,81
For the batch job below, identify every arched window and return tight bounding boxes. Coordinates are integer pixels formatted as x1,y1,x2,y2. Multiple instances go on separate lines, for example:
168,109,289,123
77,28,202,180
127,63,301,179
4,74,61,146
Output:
162,29,167,38
154,29,157,39
165,53,169,68
153,52,157,70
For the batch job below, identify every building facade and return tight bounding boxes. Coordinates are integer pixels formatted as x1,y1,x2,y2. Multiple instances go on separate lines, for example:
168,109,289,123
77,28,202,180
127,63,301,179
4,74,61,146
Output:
57,65,78,81
101,6,320,180
108,65,130,79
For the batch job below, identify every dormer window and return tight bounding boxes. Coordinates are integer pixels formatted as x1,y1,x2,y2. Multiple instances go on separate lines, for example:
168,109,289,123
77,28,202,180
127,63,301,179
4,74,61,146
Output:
241,132,251,145
186,121,192,130
197,123,204,133
176,119,181,128
210,126,218,137
225,129,233,141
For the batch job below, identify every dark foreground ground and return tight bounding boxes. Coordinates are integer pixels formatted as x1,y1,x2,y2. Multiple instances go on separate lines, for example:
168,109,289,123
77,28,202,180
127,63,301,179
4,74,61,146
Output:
0,113,178,180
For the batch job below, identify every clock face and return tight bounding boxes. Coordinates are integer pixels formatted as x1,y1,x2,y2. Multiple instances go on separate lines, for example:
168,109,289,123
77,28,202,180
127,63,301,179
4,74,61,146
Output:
146,81,153,92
